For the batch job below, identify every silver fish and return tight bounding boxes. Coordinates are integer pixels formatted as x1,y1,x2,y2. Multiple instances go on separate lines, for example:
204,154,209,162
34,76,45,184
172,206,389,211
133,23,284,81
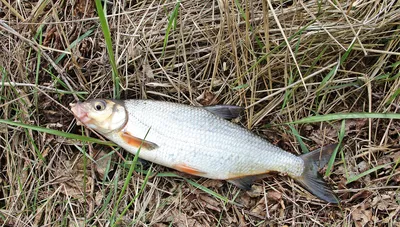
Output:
70,99,338,203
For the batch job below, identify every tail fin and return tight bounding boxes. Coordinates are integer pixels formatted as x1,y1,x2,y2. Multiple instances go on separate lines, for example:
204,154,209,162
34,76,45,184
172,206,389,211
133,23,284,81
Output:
294,144,339,203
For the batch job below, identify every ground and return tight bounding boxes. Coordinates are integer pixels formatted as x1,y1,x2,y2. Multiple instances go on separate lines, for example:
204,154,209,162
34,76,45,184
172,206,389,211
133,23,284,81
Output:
0,0,399,226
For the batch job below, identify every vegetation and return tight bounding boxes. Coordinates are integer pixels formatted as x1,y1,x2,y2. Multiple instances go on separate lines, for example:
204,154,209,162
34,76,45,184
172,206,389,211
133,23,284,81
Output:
0,0,399,226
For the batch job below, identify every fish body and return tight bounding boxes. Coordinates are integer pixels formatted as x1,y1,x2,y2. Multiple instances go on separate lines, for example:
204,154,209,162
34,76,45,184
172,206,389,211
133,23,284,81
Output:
70,99,338,203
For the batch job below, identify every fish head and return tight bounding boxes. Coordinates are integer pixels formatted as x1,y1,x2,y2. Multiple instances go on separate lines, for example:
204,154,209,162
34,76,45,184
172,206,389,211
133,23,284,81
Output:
70,99,127,134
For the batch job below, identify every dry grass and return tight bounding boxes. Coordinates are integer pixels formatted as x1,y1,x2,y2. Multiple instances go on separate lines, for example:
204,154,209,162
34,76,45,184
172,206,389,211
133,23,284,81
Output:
1,0,400,226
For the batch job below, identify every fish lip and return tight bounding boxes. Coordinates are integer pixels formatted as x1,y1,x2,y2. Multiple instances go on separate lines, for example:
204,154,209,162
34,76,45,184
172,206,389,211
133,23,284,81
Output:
70,102,91,125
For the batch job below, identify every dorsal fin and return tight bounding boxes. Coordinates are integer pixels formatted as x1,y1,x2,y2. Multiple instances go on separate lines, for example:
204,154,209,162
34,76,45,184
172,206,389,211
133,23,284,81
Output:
204,105,244,120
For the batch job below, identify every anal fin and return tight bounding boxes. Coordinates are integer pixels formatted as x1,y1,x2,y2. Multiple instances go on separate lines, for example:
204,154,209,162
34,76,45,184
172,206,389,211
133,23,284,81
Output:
119,131,158,150
228,176,258,190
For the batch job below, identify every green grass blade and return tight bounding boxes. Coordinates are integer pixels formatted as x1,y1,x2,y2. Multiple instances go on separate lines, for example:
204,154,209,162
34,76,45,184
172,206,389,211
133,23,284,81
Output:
0,119,114,145
288,125,309,153
155,172,181,177
53,28,95,65
234,0,264,49
340,41,355,66
346,163,392,184
184,179,240,206
34,26,43,113
111,144,143,225
325,120,345,177
303,46,328,76
232,83,249,90
315,42,354,98
74,144,96,163
45,28,94,99
286,112,400,125
110,128,152,226
339,145,349,179
386,87,400,105
162,0,180,57
281,72,295,110
154,172,240,205
316,57,340,93
386,153,400,185
0,67,5,103
25,128,44,161
94,0,120,99
117,164,153,225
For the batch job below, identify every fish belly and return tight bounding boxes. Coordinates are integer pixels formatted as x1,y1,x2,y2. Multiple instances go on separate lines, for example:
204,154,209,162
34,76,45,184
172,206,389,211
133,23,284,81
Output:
108,100,304,179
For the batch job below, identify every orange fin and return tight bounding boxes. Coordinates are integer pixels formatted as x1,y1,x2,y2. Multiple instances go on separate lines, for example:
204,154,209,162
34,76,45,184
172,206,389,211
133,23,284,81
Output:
119,131,158,150
173,163,206,176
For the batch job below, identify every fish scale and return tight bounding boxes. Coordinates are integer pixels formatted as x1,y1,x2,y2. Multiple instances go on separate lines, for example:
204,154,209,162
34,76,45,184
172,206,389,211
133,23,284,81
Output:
70,98,339,203
118,100,304,179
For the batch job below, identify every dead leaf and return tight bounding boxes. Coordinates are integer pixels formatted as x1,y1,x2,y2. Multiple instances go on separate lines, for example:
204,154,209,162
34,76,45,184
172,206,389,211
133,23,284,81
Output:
351,203,372,227
267,190,282,201
389,150,400,162
382,206,400,224
128,43,143,61
94,150,113,179
68,219,85,227
167,210,202,227
371,194,391,211
237,193,252,207
247,185,263,198
393,174,400,184
202,179,223,188
197,91,217,106
199,195,221,212
94,191,104,206
33,204,44,227
43,26,57,47
55,154,95,203
73,0,95,17
233,206,246,227
78,38,95,59
151,224,168,227
357,161,368,173
310,119,367,145
61,177,93,203
143,63,154,79
250,202,266,217
347,190,372,203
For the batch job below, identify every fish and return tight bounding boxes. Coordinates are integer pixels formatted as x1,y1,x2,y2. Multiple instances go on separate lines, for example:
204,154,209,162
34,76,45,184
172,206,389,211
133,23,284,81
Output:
70,99,339,203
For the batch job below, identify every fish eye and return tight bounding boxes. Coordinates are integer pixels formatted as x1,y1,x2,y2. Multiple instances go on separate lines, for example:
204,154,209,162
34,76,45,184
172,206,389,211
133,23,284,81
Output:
94,100,106,111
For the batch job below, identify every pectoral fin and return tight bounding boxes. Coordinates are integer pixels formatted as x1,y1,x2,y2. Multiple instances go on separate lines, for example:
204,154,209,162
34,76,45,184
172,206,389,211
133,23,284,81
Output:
204,105,244,120
119,131,158,150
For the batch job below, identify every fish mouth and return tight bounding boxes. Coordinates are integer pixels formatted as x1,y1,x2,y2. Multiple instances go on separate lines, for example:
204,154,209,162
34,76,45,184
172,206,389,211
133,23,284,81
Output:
70,102,91,126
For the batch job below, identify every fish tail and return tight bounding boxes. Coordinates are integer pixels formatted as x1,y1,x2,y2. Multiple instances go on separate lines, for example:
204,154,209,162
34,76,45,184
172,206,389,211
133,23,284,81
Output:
293,144,339,203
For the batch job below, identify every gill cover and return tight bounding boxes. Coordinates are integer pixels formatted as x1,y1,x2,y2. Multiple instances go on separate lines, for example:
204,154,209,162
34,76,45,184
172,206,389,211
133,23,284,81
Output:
71,99,128,134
